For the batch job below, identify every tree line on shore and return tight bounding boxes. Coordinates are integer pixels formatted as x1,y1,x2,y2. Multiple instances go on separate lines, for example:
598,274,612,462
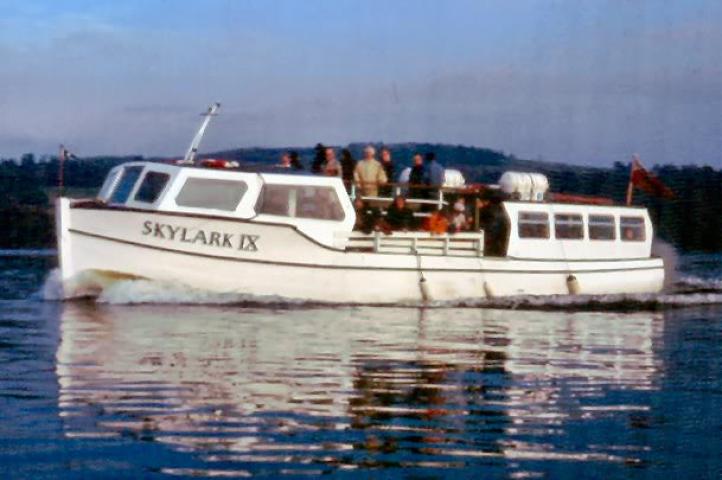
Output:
1,145,720,252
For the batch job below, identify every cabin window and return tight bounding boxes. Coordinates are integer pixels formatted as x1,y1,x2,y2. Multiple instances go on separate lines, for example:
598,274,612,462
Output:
588,214,615,240
620,216,645,242
108,166,143,204
134,171,170,204
256,184,344,221
554,213,584,239
518,212,549,238
98,169,121,200
175,177,247,211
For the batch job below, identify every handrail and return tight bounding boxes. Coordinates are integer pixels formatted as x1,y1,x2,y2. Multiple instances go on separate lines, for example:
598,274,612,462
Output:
339,230,485,257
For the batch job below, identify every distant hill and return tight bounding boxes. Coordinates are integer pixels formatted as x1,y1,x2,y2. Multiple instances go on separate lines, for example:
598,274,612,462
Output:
1,143,720,251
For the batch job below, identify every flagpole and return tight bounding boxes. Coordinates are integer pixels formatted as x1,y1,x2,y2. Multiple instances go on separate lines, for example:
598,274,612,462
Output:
58,144,65,197
625,160,634,206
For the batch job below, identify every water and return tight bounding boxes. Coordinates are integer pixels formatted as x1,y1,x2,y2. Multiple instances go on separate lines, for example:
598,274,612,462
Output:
1,252,721,478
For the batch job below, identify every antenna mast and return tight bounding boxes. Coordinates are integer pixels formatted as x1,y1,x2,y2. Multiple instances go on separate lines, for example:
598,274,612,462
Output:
180,102,221,164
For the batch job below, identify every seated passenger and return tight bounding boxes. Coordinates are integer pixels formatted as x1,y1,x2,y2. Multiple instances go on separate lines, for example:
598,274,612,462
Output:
353,198,382,234
450,198,469,233
423,208,449,235
385,195,416,231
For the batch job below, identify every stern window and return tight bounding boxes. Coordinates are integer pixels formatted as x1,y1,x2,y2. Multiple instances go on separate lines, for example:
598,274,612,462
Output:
134,171,170,203
108,166,143,204
518,212,549,239
588,215,615,240
554,213,584,239
175,177,247,211
620,216,645,241
256,184,344,221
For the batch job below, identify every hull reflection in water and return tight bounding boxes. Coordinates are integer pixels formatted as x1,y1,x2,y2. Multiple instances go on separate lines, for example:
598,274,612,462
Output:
56,304,663,476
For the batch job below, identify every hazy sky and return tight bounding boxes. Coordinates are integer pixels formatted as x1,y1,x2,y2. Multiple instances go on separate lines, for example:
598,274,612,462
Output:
1,0,720,166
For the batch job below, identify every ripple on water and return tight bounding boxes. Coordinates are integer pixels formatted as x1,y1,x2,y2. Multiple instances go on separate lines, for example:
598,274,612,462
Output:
49,304,676,477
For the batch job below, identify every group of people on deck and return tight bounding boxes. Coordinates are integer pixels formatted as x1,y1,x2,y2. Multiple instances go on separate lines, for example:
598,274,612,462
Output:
277,144,445,196
277,143,473,235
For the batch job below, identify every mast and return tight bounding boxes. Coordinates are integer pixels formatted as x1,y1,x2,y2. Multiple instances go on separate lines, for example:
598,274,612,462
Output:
180,102,221,165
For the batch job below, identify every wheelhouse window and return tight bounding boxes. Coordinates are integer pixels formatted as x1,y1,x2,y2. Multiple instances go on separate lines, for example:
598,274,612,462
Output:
134,171,170,204
620,216,645,242
518,212,549,239
588,214,615,240
256,184,344,221
98,168,121,200
175,177,247,211
108,166,143,204
554,213,584,239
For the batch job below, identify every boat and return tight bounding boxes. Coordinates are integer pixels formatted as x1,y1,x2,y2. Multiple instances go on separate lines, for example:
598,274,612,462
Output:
54,107,664,303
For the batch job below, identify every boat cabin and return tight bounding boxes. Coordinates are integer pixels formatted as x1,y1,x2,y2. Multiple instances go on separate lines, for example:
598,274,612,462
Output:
98,162,354,247
95,162,654,260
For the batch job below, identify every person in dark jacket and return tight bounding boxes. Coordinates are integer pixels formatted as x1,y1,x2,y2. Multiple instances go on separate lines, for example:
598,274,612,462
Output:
379,147,395,196
353,197,382,234
340,148,356,192
408,153,426,198
289,151,303,170
311,143,325,173
384,195,416,231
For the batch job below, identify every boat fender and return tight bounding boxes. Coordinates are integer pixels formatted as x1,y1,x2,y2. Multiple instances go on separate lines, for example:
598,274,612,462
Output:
483,281,494,298
566,274,581,295
419,277,431,304
413,248,431,303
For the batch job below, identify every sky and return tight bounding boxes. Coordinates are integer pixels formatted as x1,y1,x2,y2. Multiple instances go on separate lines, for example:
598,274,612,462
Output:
0,0,720,167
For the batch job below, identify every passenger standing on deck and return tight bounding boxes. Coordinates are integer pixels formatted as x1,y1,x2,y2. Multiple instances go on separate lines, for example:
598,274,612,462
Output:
425,152,445,210
340,149,356,191
379,147,395,196
278,152,292,168
353,145,388,197
408,153,426,198
311,143,325,173
289,151,303,170
425,152,445,187
323,147,342,177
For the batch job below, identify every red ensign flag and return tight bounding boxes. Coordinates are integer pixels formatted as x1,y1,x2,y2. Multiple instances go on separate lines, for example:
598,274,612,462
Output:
626,155,674,204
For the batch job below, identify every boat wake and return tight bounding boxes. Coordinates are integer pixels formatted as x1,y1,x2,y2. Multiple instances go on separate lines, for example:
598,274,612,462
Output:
39,268,722,312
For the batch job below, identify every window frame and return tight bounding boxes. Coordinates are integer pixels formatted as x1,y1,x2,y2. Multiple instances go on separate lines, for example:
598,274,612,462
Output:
588,214,616,241
517,211,550,239
620,216,646,242
256,184,346,222
108,166,144,205
174,177,248,212
554,213,584,240
133,171,171,204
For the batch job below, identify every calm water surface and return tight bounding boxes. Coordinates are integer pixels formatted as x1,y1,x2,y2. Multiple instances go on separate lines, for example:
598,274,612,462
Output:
1,253,721,479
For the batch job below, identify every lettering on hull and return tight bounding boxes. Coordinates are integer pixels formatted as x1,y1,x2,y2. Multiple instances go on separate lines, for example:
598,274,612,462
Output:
142,220,259,252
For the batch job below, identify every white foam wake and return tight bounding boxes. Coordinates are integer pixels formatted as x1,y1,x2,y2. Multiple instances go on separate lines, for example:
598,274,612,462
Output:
40,268,722,311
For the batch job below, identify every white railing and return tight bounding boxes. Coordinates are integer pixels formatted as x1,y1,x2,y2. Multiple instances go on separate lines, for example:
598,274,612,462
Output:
348,183,447,215
335,231,484,257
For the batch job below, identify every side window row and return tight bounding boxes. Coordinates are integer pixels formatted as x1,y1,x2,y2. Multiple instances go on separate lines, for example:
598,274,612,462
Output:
108,167,346,221
518,212,645,241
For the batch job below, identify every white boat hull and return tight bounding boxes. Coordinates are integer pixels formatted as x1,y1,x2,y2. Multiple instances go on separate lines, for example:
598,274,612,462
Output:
56,199,665,303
